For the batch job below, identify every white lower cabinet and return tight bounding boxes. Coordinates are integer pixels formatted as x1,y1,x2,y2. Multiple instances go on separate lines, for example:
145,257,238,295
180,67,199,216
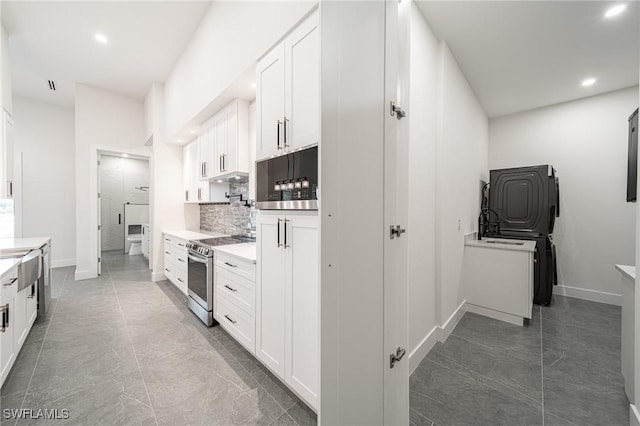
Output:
163,234,188,295
256,211,319,409
0,263,35,387
214,253,257,354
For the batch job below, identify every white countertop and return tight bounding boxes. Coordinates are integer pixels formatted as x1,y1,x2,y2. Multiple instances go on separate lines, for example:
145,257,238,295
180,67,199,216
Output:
214,243,256,263
465,237,536,253
0,258,20,279
163,230,228,240
0,237,51,252
616,264,636,281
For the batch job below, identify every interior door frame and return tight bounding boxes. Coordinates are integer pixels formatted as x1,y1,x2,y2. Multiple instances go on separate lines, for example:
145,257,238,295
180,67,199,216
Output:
92,146,151,277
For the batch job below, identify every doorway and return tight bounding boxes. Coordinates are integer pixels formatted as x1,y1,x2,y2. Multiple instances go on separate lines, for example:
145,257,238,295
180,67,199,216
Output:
98,153,150,275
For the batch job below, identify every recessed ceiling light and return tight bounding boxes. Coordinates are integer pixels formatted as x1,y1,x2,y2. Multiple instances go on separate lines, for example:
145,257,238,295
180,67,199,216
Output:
216,180,223,183
605,4,626,18
94,33,108,44
581,78,596,87
122,153,128,158
250,83,256,89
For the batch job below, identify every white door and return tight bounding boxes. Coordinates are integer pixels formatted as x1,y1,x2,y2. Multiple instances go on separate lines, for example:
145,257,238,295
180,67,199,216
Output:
13,289,27,349
285,11,320,151
285,213,319,408
224,102,238,175
214,111,227,176
97,157,102,274
256,212,286,378
0,294,14,383
256,43,286,160
383,0,410,424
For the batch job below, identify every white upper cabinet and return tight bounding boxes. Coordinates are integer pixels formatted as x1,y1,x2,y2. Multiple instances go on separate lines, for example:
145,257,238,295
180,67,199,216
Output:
257,44,286,160
3,111,13,198
256,10,319,162
285,12,320,151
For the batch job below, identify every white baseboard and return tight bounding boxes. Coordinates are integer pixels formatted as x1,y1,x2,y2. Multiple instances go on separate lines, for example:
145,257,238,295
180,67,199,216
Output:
52,258,75,268
74,270,97,281
556,284,621,306
465,303,524,327
151,271,166,282
409,300,467,375
631,404,640,426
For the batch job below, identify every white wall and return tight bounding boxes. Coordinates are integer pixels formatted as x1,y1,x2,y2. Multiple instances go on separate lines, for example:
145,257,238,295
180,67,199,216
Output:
75,84,149,280
145,83,186,282
13,96,75,266
490,87,638,303
164,1,314,138
99,155,149,251
408,5,489,371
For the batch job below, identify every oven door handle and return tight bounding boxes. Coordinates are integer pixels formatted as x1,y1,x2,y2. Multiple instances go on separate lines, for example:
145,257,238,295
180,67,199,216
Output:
188,253,209,264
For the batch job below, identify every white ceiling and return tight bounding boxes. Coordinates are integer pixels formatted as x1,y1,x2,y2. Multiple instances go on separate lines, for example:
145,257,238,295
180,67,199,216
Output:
3,1,212,107
416,1,639,118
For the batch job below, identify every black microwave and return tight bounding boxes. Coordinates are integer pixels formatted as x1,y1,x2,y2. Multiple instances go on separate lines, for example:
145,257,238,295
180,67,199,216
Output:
256,146,318,210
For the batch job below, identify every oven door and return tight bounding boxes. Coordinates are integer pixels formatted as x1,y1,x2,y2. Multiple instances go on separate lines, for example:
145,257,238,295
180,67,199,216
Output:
187,252,212,310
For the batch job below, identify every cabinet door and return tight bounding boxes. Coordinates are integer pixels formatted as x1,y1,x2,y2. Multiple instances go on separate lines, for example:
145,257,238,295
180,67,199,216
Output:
198,127,211,180
213,112,227,177
223,103,237,175
0,295,15,384
183,144,193,202
256,212,287,377
3,111,13,198
284,213,319,408
285,12,320,151
14,288,27,350
26,283,38,327
256,43,286,161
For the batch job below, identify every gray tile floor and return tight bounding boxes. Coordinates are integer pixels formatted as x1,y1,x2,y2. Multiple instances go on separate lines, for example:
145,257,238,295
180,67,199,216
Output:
410,297,630,426
0,251,317,426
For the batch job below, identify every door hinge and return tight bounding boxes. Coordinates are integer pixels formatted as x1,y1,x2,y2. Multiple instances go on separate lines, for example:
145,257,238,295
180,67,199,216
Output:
390,225,406,239
390,101,406,119
98,192,101,199
390,347,406,368
98,257,101,263
98,225,101,231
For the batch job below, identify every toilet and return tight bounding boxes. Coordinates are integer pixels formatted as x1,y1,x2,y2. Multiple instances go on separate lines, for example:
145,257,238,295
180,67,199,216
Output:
127,234,143,256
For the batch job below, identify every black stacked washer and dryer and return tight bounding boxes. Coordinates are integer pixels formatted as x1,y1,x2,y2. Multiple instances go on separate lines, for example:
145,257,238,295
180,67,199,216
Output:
483,165,560,305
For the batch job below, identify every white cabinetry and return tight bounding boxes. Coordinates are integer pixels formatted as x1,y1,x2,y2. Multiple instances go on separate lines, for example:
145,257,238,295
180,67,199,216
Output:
0,265,17,384
199,99,249,180
163,233,188,295
256,11,319,161
214,252,256,353
183,142,213,203
256,211,318,408
463,238,536,326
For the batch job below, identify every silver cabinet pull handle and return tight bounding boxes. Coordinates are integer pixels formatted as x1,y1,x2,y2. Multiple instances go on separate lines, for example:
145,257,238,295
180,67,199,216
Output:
224,314,237,324
4,277,17,286
277,218,282,247
224,262,237,268
284,219,290,248
283,116,289,148
277,120,282,149
0,303,9,331
178,258,185,263
177,278,184,283
224,284,237,292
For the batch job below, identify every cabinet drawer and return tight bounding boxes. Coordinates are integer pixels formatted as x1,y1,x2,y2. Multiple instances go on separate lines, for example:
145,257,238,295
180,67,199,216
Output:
214,252,255,282
164,235,188,250
215,268,255,316
174,268,188,295
215,293,255,354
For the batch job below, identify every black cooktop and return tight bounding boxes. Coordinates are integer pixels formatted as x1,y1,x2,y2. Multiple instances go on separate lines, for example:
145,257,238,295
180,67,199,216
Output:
197,235,255,247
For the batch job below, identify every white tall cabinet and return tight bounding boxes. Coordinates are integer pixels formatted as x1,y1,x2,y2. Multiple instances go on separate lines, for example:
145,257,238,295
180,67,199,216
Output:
256,211,319,409
0,110,14,199
256,10,319,161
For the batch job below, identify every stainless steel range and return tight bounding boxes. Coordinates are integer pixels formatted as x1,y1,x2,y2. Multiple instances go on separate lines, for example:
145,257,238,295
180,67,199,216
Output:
186,236,255,326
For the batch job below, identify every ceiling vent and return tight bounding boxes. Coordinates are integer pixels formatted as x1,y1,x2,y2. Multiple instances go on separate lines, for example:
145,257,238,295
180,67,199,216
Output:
47,80,56,91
